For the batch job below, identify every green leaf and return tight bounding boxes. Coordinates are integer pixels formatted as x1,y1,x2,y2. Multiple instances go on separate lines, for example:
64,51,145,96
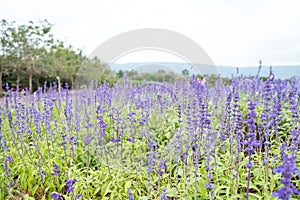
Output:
24,194,36,200
32,184,39,196
166,187,177,197
125,181,132,191
93,186,101,196
102,181,112,197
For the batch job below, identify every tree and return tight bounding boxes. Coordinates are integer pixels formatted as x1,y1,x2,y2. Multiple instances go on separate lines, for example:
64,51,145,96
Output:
0,19,15,94
117,70,124,78
1,19,114,91
75,56,113,88
182,69,189,77
20,20,53,92
2,19,54,92
48,40,84,88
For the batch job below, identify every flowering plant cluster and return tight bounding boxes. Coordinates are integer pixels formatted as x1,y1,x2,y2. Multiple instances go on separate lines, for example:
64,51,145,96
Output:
0,73,299,199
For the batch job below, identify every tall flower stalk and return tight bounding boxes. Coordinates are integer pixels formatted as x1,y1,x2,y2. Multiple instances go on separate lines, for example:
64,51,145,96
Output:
243,99,260,200
273,151,300,200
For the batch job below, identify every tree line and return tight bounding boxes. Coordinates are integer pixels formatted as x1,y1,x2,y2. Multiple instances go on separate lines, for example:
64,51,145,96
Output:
1,19,234,95
0,19,111,94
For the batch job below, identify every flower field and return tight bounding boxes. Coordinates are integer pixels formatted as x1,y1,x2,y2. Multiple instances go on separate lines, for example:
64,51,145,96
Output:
0,74,299,200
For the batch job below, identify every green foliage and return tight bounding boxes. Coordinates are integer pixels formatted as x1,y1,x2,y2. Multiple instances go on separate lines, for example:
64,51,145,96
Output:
0,86,299,200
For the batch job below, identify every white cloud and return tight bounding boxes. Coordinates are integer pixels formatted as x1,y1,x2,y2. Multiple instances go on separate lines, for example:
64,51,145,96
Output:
1,0,299,66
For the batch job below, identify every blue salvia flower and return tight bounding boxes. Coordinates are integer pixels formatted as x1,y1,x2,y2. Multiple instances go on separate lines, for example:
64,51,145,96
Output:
160,188,167,200
191,100,200,180
51,163,60,177
127,137,135,143
0,114,10,154
177,103,182,123
147,140,156,184
243,99,260,154
97,115,108,146
272,90,282,144
268,70,275,81
261,74,274,164
256,60,262,78
74,97,81,135
157,160,166,176
272,83,300,200
174,127,183,185
68,136,78,153
127,111,136,136
232,78,242,137
128,188,134,200
32,107,41,139
83,136,93,145
51,192,62,200
204,130,217,200
225,91,235,170
66,178,78,193
232,83,243,184
273,153,300,200
243,99,260,200
288,87,299,156
37,160,46,182
4,156,13,178
110,138,121,143
180,152,188,165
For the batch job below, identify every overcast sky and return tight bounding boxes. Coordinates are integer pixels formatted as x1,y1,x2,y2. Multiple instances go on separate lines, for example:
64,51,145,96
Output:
1,0,300,66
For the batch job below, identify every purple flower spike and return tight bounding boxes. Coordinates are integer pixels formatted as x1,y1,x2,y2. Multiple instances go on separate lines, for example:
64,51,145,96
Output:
160,188,167,200
157,160,166,176
83,136,93,145
51,164,60,177
51,192,61,200
66,179,78,193
110,138,121,143
128,188,134,200
243,99,260,200
273,153,300,200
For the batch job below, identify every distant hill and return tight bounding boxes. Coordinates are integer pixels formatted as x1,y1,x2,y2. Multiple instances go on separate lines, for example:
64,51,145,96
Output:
110,62,300,79
124,63,175,73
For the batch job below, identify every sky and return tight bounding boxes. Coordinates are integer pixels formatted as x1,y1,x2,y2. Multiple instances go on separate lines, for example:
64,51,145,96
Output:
1,0,300,67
